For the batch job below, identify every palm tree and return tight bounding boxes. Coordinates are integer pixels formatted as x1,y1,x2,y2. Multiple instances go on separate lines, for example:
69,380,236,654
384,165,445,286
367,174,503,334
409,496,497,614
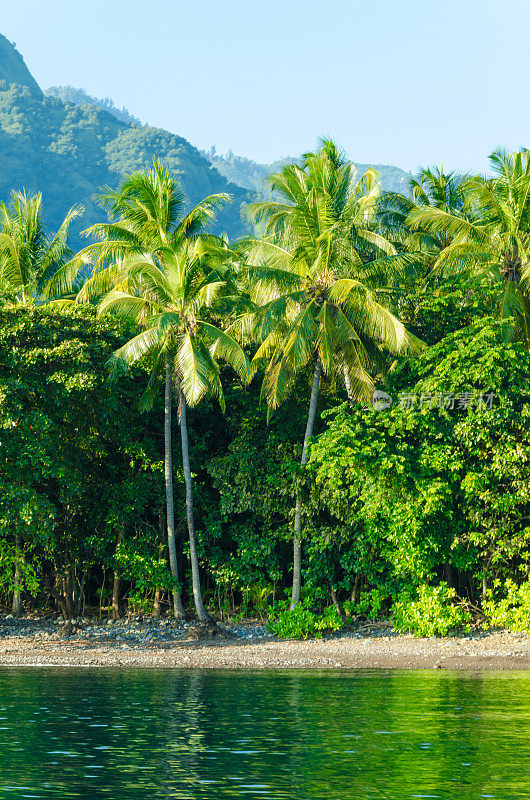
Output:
407,149,530,345
99,239,249,622
0,190,82,305
379,166,466,257
241,140,420,608
71,161,248,621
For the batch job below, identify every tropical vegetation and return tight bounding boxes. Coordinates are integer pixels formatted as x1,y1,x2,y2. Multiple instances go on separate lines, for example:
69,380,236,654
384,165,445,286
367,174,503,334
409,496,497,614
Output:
2,139,530,638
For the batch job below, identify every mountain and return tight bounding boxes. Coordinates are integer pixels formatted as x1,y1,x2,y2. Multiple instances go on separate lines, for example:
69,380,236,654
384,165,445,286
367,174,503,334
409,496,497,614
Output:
0,37,251,243
0,34,41,98
0,33,412,249
206,151,412,197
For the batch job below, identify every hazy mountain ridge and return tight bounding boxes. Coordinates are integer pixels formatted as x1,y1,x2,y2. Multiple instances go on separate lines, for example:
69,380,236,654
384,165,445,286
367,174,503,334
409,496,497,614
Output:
206,151,412,197
0,32,412,246
0,37,251,243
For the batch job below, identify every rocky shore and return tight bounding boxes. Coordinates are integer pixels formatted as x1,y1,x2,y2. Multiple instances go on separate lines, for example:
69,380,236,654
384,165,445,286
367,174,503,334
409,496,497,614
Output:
0,614,527,669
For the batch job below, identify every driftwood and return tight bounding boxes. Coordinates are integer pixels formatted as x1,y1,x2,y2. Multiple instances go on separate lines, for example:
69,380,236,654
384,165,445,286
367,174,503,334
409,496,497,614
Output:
58,621,79,638
183,622,236,641
355,620,393,632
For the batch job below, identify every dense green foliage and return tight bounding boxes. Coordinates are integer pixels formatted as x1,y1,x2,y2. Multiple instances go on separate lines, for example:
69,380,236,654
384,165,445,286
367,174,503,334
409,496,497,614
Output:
308,319,530,628
392,584,471,637
268,597,344,638
0,307,168,617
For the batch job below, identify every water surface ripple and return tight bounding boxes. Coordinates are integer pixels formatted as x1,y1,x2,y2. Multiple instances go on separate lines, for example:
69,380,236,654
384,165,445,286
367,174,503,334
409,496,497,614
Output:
0,669,527,799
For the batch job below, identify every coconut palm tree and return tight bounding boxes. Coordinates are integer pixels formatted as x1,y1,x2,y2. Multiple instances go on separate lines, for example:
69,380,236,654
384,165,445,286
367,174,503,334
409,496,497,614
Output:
410,166,465,215
378,166,467,257
241,140,420,608
407,149,530,345
99,238,249,622
0,190,82,306
70,161,248,621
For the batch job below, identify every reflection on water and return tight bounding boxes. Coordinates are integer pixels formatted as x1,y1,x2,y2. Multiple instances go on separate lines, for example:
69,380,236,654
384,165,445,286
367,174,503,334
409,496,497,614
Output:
0,669,528,799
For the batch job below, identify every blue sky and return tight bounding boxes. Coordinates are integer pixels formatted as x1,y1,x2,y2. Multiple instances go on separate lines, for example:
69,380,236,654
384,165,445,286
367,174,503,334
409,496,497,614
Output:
3,0,529,172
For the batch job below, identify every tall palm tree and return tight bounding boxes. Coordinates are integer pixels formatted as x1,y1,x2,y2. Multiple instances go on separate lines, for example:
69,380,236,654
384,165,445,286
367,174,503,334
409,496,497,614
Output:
241,140,420,608
0,190,82,305
70,161,248,621
407,149,530,345
99,238,249,622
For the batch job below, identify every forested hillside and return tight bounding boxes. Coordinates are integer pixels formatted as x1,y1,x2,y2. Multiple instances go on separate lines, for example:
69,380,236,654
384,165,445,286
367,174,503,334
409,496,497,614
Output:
0,36,250,243
0,29,412,233
46,85,142,126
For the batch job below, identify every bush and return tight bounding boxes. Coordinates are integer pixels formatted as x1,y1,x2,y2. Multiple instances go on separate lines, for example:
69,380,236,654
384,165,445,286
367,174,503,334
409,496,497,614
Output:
354,587,390,619
483,580,530,633
268,599,344,639
392,583,471,637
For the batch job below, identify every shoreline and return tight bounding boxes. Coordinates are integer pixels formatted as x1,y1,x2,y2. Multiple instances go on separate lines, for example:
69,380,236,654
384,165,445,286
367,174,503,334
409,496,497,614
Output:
0,629,528,670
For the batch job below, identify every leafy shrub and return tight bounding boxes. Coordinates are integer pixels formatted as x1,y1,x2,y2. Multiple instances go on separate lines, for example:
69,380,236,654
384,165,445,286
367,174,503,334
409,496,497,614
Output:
354,588,391,619
268,599,344,639
249,585,275,618
115,541,176,611
483,580,530,633
392,583,471,637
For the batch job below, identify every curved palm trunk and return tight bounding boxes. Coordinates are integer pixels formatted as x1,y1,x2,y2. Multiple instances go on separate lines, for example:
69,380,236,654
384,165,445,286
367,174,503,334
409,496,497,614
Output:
164,356,185,619
291,356,322,610
178,385,210,622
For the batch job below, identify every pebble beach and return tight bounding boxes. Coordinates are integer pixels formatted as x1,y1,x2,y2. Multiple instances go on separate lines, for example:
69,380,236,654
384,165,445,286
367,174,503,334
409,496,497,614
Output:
0,614,528,670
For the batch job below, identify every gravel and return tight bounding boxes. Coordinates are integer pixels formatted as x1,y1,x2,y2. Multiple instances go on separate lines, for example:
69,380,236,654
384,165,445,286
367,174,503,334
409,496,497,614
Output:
0,614,527,670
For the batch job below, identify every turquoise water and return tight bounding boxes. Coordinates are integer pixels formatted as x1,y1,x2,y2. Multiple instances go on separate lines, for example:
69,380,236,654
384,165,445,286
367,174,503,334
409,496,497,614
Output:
0,669,528,799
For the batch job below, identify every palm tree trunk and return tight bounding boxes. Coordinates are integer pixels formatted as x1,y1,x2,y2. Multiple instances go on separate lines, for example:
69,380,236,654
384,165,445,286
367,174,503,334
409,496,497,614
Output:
153,588,161,618
291,356,322,610
111,569,120,619
111,528,122,620
343,367,354,401
164,356,185,619
12,530,22,616
178,384,210,622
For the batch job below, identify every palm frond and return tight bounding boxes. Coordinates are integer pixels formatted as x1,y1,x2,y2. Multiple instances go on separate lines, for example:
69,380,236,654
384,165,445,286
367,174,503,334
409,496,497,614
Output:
200,321,250,382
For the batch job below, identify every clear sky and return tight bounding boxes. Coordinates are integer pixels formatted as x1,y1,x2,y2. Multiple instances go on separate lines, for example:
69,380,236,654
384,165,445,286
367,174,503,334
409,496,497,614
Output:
3,0,529,173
